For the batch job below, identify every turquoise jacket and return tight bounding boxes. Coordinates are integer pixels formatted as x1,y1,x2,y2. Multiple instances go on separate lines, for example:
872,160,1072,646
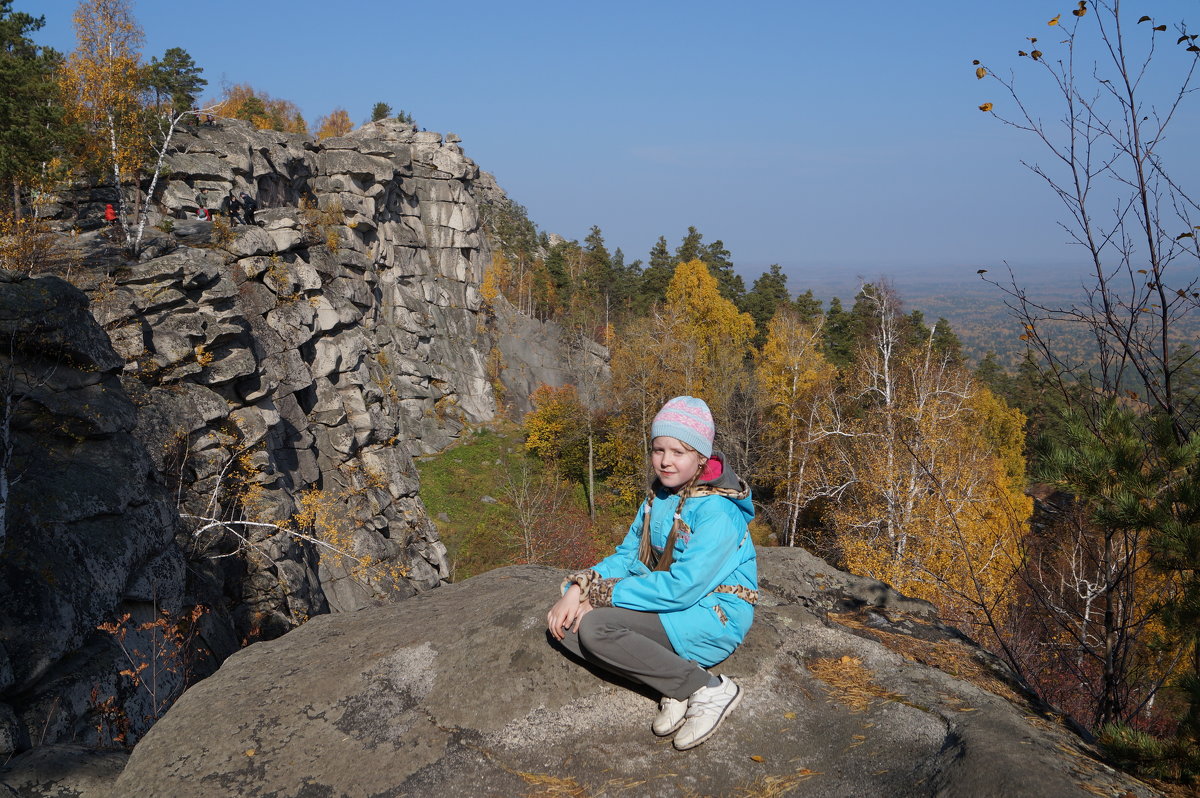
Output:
587,458,757,667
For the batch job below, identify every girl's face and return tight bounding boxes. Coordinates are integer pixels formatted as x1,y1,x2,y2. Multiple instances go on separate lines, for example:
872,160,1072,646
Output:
651,436,706,490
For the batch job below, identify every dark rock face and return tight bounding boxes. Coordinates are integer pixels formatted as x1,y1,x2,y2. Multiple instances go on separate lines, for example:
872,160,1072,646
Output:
111,549,1159,798
0,273,186,752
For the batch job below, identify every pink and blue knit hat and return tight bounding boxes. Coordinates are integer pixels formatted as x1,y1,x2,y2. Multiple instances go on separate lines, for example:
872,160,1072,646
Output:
651,396,715,457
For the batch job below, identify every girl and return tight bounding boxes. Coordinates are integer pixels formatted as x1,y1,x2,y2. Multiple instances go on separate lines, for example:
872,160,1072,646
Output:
547,396,757,750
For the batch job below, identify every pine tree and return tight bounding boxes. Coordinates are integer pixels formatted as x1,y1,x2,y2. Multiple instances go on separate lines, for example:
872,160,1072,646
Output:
974,351,1010,397
742,264,792,348
370,102,392,122
822,296,855,368
793,289,823,326
675,225,703,263
931,318,965,367
0,1,70,216
145,47,205,113
638,235,674,310
702,239,745,306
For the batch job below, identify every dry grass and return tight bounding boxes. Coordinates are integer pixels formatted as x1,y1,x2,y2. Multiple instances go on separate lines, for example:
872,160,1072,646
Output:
829,609,1025,706
733,767,820,797
512,771,589,798
807,655,906,713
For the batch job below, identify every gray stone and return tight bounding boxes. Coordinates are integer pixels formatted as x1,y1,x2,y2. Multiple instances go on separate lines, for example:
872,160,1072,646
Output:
267,227,304,253
110,557,1158,798
264,300,316,350
222,225,275,258
164,152,234,181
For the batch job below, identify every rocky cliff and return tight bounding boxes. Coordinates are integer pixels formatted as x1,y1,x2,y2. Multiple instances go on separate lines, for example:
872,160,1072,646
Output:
0,119,603,758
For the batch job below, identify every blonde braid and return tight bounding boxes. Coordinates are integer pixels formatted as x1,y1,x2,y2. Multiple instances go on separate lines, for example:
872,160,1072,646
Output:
653,454,707,572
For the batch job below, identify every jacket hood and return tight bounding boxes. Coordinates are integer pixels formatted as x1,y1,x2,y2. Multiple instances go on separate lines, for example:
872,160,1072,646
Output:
652,450,754,521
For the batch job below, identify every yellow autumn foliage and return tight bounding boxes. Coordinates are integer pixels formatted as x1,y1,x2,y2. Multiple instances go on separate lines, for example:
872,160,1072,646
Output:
212,83,308,134
59,0,150,186
662,259,756,417
315,108,353,140
755,309,838,545
831,363,1030,631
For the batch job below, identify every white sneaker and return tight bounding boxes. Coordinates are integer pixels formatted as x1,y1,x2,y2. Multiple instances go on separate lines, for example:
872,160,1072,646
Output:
673,676,742,750
652,696,688,736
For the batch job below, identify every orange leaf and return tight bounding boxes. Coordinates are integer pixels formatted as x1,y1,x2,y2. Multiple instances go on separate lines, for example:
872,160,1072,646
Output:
1048,14,1061,25
750,755,765,762
979,102,994,112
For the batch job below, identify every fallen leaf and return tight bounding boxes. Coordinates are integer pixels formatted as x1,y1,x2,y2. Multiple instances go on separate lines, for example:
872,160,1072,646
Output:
750,755,765,762
784,712,797,719
245,749,256,756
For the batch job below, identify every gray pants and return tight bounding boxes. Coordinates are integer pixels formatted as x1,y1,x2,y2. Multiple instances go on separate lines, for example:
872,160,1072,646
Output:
557,607,711,700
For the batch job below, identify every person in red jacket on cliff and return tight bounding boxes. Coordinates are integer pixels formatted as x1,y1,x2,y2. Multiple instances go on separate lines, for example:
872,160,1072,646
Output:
103,203,117,228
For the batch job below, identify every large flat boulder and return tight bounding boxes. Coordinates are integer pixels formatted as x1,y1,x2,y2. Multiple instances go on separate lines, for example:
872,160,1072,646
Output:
110,549,1159,797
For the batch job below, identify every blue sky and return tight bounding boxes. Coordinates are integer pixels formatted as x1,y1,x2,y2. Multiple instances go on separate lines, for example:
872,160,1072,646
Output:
27,0,1200,295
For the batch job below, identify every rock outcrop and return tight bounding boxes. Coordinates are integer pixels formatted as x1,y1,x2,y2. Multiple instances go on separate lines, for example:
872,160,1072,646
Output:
0,120,604,759
0,272,187,755
109,549,1160,798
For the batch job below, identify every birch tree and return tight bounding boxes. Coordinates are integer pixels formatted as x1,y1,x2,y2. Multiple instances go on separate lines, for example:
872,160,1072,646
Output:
754,308,837,546
813,285,1031,635
59,0,211,254
59,0,145,239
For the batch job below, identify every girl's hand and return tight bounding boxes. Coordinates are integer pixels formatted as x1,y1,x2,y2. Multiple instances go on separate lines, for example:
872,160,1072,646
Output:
547,585,593,640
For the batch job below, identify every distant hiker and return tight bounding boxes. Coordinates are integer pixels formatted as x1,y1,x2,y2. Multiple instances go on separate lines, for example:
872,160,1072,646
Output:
221,191,243,225
103,203,118,228
195,188,211,220
240,191,258,225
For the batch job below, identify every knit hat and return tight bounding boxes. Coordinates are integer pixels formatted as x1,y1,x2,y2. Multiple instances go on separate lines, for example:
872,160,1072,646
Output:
651,396,715,457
